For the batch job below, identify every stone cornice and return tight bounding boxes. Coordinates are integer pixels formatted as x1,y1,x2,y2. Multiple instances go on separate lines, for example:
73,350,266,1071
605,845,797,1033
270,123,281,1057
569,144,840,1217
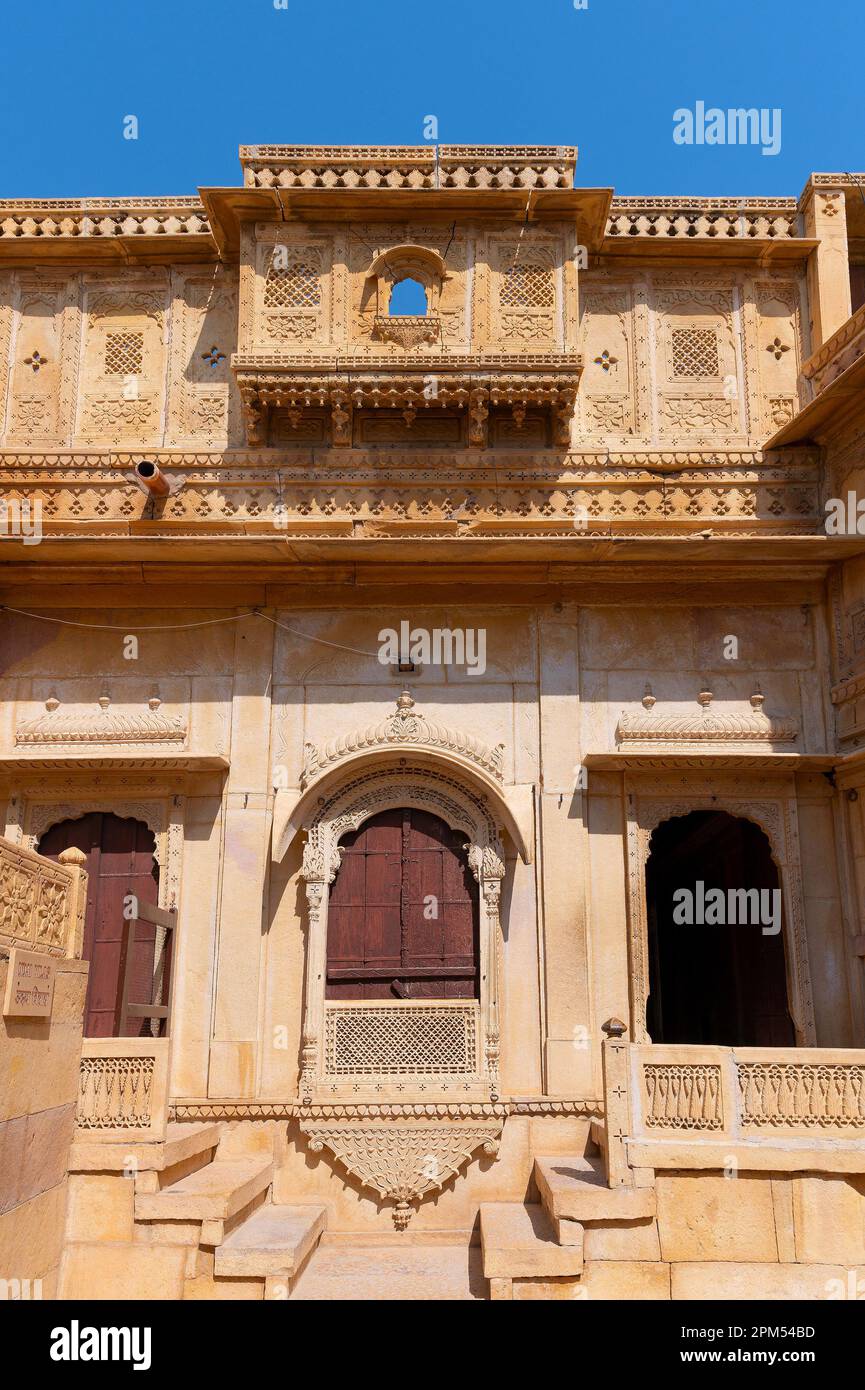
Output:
0,444,821,474
168,1096,601,1121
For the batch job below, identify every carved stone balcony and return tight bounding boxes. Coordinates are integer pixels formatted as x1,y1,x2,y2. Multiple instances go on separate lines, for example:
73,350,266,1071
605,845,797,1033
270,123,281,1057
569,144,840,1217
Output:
232,350,583,447
372,315,441,350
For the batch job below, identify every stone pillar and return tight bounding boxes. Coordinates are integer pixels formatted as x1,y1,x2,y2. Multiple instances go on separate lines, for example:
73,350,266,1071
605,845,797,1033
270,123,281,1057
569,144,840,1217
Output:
537,607,593,1095
801,181,852,351
208,615,274,1098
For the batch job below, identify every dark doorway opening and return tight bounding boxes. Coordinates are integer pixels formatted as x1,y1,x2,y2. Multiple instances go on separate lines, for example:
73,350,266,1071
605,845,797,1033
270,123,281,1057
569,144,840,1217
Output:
645,810,795,1046
326,807,480,1000
39,812,160,1038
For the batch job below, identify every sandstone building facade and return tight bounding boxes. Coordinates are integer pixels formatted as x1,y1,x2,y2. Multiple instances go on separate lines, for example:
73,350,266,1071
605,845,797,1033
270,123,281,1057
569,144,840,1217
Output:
1,145,864,1300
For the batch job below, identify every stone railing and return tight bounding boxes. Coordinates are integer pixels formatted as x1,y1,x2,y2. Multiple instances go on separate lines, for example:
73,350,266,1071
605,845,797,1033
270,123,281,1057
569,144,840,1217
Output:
0,197,210,244
76,1038,169,1143
0,835,88,959
641,1047,865,1136
240,144,577,191
601,1040,865,1180
606,197,801,243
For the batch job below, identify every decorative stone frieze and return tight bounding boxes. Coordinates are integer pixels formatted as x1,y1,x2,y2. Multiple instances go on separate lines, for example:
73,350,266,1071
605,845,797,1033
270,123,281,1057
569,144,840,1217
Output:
16,697,187,747
232,353,582,447
616,689,798,750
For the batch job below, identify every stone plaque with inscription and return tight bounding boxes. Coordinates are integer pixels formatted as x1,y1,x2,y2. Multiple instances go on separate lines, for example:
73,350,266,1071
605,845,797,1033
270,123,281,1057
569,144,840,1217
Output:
3,947,56,1018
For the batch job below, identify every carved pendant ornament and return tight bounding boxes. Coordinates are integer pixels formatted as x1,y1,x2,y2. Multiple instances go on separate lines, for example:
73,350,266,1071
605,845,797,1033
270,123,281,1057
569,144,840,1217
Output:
298,1115,503,1229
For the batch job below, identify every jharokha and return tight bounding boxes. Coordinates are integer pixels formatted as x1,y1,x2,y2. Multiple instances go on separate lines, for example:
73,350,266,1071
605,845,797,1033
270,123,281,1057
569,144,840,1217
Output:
1,145,865,1303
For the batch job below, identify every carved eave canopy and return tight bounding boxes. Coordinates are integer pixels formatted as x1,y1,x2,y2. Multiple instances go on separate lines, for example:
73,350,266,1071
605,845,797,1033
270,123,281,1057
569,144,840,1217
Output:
603,196,817,265
0,197,215,266
233,351,583,447
201,146,611,258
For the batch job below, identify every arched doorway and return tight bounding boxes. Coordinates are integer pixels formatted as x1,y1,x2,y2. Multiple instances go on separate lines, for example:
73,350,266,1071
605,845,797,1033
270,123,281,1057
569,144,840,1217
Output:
644,810,795,1046
326,807,480,1000
39,812,160,1037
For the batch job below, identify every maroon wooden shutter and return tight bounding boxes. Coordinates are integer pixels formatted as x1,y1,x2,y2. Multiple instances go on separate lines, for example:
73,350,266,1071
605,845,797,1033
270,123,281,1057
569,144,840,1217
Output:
326,808,479,1000
39,813,159,1037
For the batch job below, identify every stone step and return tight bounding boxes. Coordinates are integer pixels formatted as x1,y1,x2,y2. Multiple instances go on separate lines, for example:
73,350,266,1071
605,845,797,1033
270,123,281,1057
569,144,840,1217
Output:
214,1204,326,1279
289,1244,486,1300
135,1158,272,1227
534,1153,656,1224
480,1202,583,1281
71,1120,221,1173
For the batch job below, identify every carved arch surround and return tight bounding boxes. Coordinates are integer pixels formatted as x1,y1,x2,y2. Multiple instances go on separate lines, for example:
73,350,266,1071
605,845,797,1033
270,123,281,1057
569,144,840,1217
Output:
298,762,507,1103
16,794,185,911
624,777,816,1045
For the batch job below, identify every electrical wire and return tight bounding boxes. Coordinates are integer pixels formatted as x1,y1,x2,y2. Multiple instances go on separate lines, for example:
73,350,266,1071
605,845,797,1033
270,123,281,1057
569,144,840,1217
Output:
0,603,382,660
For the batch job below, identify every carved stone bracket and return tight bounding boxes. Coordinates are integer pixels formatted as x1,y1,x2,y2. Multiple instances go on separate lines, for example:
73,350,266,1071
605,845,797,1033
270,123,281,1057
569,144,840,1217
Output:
373,315,441,350
298,1114,503,1228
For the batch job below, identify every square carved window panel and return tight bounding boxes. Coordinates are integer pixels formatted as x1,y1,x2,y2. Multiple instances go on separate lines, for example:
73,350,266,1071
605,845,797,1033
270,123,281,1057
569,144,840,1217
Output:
499,263,555,309
104,331,144,377
264,263,321,310
671,327,720,379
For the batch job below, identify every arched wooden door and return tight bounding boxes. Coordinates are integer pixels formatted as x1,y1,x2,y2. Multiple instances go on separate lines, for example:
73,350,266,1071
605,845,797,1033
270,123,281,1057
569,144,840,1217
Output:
39,812,159,1037
326,807,479,1000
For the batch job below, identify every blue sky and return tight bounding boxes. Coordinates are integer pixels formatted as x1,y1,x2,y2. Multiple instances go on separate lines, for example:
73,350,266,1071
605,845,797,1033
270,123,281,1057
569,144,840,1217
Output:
1,0,862,199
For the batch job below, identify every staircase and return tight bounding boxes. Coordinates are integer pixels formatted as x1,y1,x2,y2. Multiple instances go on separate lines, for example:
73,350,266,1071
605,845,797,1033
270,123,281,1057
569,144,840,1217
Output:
64,1122,660,1300
478,1151,657,1300
62,1121,328,1300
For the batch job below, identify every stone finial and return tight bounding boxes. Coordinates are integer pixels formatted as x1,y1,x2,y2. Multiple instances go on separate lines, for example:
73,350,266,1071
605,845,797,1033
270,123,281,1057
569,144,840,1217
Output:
697,688,713,708
58,846,87,866
98,693,110,711
750,684,765,711
44,694,60,712
396,688,415,713
601,1017,627,1038
641,683,656,710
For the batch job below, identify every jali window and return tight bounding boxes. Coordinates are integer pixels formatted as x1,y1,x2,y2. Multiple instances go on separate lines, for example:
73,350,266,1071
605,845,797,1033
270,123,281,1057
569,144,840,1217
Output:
264,260,321,309
671,327,720,379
